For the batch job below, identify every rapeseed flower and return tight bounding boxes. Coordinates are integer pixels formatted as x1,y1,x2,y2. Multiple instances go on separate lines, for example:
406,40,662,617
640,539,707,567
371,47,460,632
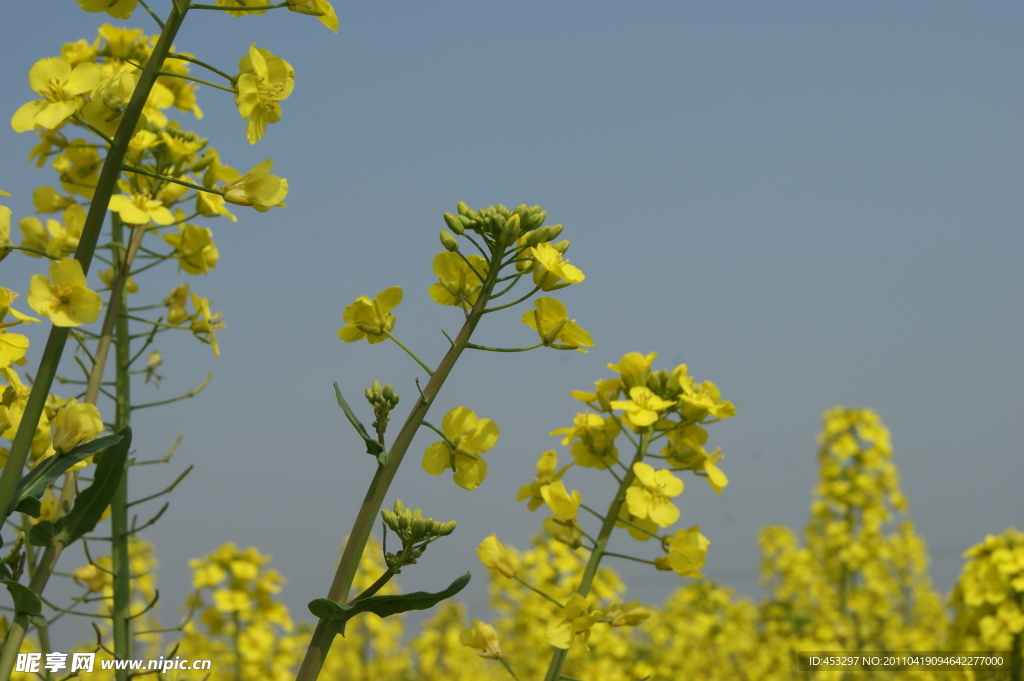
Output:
626,462,683,527
338,287,402,344
428,252,488,309
422,406,498,490
28,259,102,327
11,57,102,132
521,297,593,352
51,398,103,455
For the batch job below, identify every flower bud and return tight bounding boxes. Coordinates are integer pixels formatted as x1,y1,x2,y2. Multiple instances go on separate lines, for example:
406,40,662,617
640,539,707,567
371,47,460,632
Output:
498,214,521,247
443,213,465,236
440,229,460,251
525,209,547,231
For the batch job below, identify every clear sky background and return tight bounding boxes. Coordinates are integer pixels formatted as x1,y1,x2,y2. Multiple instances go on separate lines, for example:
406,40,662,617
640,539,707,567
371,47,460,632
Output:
2,1,1022,643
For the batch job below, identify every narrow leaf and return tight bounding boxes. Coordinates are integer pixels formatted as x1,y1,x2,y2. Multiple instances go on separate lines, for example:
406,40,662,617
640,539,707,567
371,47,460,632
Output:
28,428,131,547
8,433,122,519
308,572,470,635
334,382,387,465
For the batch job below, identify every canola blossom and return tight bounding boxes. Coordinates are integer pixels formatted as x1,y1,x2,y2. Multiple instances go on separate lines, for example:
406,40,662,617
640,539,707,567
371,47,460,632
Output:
27,258,102,327
338,287,402,344
422,406,499,490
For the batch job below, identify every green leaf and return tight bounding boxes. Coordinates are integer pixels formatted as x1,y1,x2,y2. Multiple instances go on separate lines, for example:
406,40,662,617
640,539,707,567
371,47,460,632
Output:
7,433,123,519
334,383,388,466
2,579,42,617
28,427,131,548
308,572,470,635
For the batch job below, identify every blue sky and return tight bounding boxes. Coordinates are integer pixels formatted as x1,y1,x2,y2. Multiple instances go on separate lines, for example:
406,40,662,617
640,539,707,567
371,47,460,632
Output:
2,1,1022,641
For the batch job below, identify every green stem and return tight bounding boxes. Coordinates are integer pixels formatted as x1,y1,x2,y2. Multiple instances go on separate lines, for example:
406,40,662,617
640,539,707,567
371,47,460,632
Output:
465,342,543,353
121,164,224,196
167,52,236,83
512,575,564,608
384,331,434,376
498,657,522,681
602,551,656,566
542,430,652,681
109,218,135,680
294,243,506,681
189,2,288,10
156,70,236,93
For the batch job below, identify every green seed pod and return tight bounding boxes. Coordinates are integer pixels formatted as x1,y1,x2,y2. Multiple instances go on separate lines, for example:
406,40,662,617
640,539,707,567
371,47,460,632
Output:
440,229,460,252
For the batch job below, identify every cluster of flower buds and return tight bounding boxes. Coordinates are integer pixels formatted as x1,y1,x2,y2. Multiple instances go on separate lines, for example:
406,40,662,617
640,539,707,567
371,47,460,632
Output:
380,499,457,571
364,380,399,437
443,202,553,247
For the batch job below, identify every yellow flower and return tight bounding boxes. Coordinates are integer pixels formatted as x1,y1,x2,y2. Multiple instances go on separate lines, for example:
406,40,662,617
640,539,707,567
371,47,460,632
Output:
73,563,113,593
286,0,339,32
162,223,220,275
190,294,224,358
615,505,660,542
422,406,499,490
97,268,139,294
337,287,402,344
0,330,29,370
609,386,677,428
216,0,270,17
76,0,138,19
529,242,584,291
550,412,620,468
678,376,735,421
605,601,651,627
1,203,11,260
107,192,175,226
665,429,729,493
428,251,488,309
11,57,103,132
28,259,102,327
32,187,76,214
516,450,572,511
547,594,599,649
654,526,710,577
459,620,504,659
51,398,103,455
80,71,147,140
607,351,657,388
1,288,40,325
163,283,190,324
53,142,102,200
222,158,288,211
521,297,593,352
540,480,582,521
476,535,517,578
235,45,295,144
544,516,584,548
625,462,683,527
